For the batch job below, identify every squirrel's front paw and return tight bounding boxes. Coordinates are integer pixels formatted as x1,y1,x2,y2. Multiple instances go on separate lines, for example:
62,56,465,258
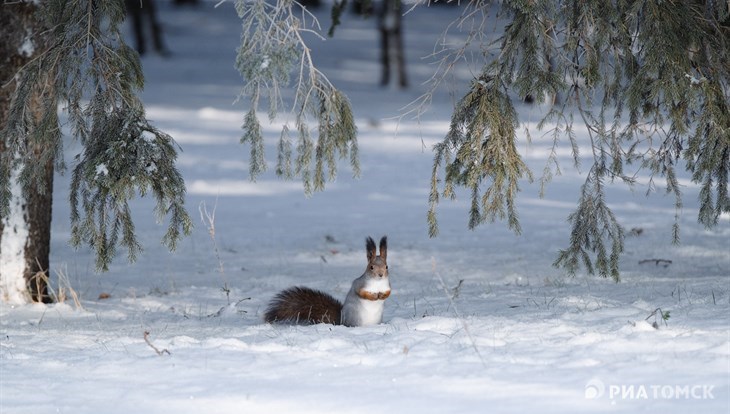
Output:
357,289,391,301
357,289,380,301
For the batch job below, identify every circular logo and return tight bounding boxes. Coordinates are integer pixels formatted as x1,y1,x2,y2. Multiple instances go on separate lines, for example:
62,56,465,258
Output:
585,378,606,399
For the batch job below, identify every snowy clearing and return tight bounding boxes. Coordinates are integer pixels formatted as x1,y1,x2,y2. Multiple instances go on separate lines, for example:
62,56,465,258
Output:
1,1,728,413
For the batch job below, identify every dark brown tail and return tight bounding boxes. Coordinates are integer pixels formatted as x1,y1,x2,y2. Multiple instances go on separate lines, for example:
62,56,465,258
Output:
264,286,343,325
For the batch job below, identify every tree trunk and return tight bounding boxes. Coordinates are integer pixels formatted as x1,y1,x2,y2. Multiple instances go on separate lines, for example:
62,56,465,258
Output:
378,0,407,88
0,2,54,304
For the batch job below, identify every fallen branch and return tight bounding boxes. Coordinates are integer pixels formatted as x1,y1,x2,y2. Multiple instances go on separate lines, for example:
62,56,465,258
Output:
143,331,171,356
207,297,251,318
638,259,672,267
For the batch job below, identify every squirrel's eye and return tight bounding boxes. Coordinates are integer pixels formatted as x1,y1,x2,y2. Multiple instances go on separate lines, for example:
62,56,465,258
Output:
370,265,374,270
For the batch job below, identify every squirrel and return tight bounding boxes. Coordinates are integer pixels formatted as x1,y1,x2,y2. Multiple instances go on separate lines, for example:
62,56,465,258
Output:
264,236,390,327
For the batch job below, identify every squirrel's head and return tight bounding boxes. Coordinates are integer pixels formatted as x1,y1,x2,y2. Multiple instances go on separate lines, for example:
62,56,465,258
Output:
365,236,388,278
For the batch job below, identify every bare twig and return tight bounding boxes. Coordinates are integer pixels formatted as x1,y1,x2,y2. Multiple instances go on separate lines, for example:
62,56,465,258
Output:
55,265,83,309
399,0,497,122
199,198,230,303
143,331,171,356
30,261,83,309
451,279,464,300
207,297,251,318
645,307,670,329
432,257,487,368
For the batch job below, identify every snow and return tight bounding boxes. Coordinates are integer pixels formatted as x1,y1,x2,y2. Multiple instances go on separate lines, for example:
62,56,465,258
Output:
0,158,31,304
18,29,35,57
1,1,729,413
260,54,270,70
95,163,109,177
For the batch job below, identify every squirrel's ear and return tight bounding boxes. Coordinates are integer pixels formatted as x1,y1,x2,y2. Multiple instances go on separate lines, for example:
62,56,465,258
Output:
379,236,387,261
366,237,376,262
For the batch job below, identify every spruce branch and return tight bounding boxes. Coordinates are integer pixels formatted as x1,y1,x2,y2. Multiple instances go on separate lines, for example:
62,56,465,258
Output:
427,0,729,280
553,167,625,282
428,74,532,236
235,0,359,194
2,0,192,272
70,109,192,271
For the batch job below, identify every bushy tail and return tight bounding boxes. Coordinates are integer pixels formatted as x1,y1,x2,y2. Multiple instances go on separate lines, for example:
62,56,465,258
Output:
264,286,342,325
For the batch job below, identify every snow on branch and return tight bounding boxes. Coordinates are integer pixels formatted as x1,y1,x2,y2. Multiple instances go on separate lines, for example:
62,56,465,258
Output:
425,0,729,280
2,0,193,272
235,0,359,195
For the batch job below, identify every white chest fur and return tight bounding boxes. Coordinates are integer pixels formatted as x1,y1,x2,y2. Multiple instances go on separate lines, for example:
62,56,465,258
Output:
355,298,385,326
341,276,391,327
362,276,390,294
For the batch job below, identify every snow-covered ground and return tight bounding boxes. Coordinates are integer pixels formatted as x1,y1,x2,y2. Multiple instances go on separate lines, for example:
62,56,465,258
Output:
2,1,728,413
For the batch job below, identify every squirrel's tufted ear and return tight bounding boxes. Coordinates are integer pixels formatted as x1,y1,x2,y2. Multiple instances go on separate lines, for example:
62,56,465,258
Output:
379,236,387,261
366,237,376,262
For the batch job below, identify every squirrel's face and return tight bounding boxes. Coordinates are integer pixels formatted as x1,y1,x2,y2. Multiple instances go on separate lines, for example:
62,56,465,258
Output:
365,235,388,278
368,257,388,278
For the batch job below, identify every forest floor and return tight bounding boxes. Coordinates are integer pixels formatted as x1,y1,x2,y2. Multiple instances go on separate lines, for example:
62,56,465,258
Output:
1,1,728,413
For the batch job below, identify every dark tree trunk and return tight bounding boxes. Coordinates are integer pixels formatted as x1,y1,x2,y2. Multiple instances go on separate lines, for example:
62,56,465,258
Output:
125,0,169,56
1,2,54,303
25,144,54,303
351,0,374,16
378,0,407,88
